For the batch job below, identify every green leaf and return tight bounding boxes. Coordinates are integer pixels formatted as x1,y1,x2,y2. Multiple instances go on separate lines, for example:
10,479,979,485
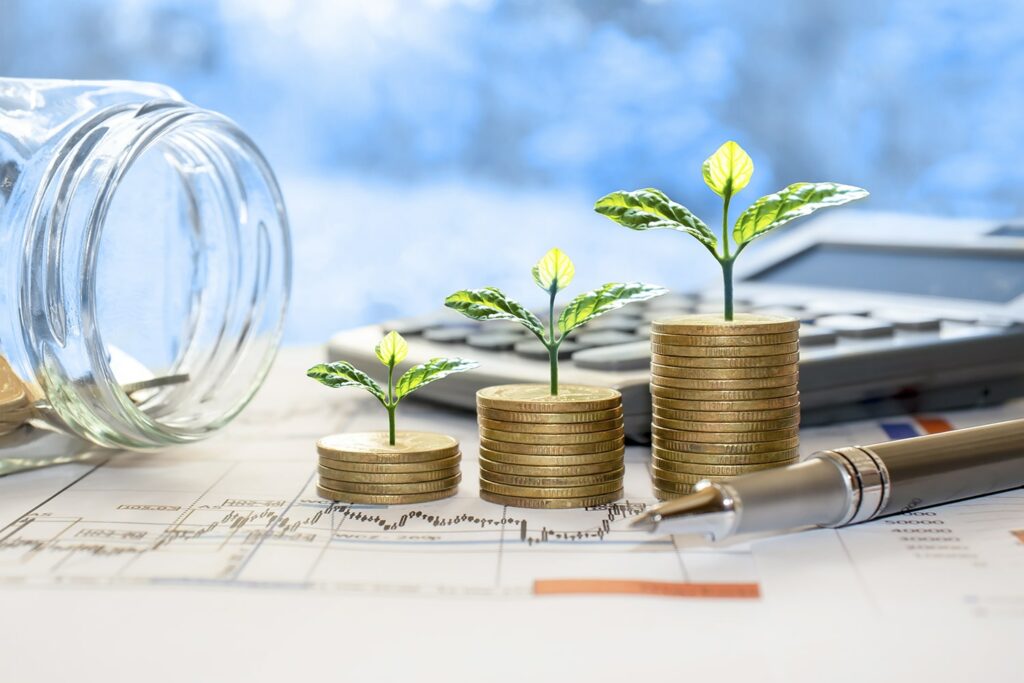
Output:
594,188,717,249
532,247,575,293
558,282,668,335
733,182,869,246
444,287,545,338
306,362,387,404
395,357,479,400
702,140,754,198
374,330,409,367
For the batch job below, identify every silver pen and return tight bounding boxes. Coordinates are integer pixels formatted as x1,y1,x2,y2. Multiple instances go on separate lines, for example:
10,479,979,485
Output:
632,417,1024,539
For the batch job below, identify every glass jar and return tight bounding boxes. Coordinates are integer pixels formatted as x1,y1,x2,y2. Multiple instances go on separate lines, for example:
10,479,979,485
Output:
0,78,291,454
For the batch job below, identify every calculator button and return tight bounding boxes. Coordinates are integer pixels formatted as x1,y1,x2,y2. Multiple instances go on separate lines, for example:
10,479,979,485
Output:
423,326,477,343
814,315,894,338
574,330,641,347
382,314,454,336
572,341,651,371
645,293,697,309
804,301,871,318
466,331,526,351
575,317,642,333
798,324,839,346
871,309,942,331
641,308,693,322
514,339,581,360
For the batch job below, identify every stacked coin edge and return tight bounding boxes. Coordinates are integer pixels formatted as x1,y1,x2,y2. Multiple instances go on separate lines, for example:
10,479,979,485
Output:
476,384,626,509
648,314,801,501
316,431,462,504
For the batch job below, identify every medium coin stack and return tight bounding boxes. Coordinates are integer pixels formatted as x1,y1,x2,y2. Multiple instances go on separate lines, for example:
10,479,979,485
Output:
649,313,801,500
476,384,625,509
0,356,32,436
316,432,462,504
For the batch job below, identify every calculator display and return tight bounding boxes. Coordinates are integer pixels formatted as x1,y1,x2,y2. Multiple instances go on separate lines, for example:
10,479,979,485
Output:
745,244,1024,302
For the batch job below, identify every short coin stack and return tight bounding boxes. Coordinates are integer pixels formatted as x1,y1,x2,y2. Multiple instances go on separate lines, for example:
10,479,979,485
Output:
0,356,32,436
649,313,801,500
476,384,625,509
316,432,462,504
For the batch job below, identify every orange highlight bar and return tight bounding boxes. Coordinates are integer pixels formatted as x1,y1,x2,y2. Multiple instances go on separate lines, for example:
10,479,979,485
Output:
915,416,954,434
1012,531,1024,544
534,579,760,599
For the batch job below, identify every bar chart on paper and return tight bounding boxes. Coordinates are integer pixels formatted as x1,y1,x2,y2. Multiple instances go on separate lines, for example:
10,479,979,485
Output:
0,359,1021,621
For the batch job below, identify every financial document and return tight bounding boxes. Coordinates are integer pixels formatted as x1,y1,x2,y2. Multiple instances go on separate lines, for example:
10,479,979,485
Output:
1,349,1022,682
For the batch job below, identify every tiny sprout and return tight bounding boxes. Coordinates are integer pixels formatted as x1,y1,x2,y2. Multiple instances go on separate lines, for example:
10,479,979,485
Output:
445,247,666,396
307,331,478,445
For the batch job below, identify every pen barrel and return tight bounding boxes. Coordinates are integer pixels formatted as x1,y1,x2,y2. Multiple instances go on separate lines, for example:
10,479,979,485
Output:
726,458,853,535
868,418,1024,517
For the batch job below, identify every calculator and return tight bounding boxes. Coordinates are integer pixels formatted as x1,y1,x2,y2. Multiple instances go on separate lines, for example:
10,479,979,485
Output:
328,212,1024,440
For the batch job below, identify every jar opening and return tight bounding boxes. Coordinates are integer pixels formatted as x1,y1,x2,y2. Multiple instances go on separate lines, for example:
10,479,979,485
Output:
24,103,290,448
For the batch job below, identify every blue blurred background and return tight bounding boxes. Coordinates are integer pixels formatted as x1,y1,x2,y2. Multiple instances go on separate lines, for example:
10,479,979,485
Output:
3,0,1023,343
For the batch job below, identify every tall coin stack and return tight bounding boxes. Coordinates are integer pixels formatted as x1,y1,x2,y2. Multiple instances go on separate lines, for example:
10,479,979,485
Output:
316,432,462,504
648,313,801,500
476,384,625,509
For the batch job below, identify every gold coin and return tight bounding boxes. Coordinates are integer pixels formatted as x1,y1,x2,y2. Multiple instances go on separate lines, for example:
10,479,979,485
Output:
316,485,458,504
652,434,800,454
649,372,798,390
479,467,624,488
651,424,799,443
479,426,624,446
479,476,622,499
479,445,624,467
479,436,624,455
652,472,732,485
654,485,693,500
477,405,623,423
479,455,622,477
478,416,622,434
653,448,800,466
650,384,797,401
651,313,799,336
652,352,800,369
652,477,702,494
652,460,796,478
651,341,799,358
480,488,623,509
652,413,799,433
652,393,800,412
319,473,461,494
317,453,461,474
0,357,31,433
652,405,800,423
651,362,798,380
317,464,460,484
317,431,458,462
476,384,621,413
650,331,799,346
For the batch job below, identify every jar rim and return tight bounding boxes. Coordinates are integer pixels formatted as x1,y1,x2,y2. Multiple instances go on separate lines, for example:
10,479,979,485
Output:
17,99,291,449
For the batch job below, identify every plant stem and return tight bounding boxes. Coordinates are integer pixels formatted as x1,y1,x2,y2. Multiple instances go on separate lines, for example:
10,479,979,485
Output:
387,362,396,445
720,191,733,321
387,405,396,446
548,288,559,395
722,258,734,322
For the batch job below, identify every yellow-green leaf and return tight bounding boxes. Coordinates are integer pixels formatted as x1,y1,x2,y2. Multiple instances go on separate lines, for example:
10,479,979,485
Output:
733,182,869,246
702,141,754,198
395,357,479,400
532,247,575,293
306,361,387,405
444,287,545,338
558,282,668,335
374,330,408,367
594,188,717,249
